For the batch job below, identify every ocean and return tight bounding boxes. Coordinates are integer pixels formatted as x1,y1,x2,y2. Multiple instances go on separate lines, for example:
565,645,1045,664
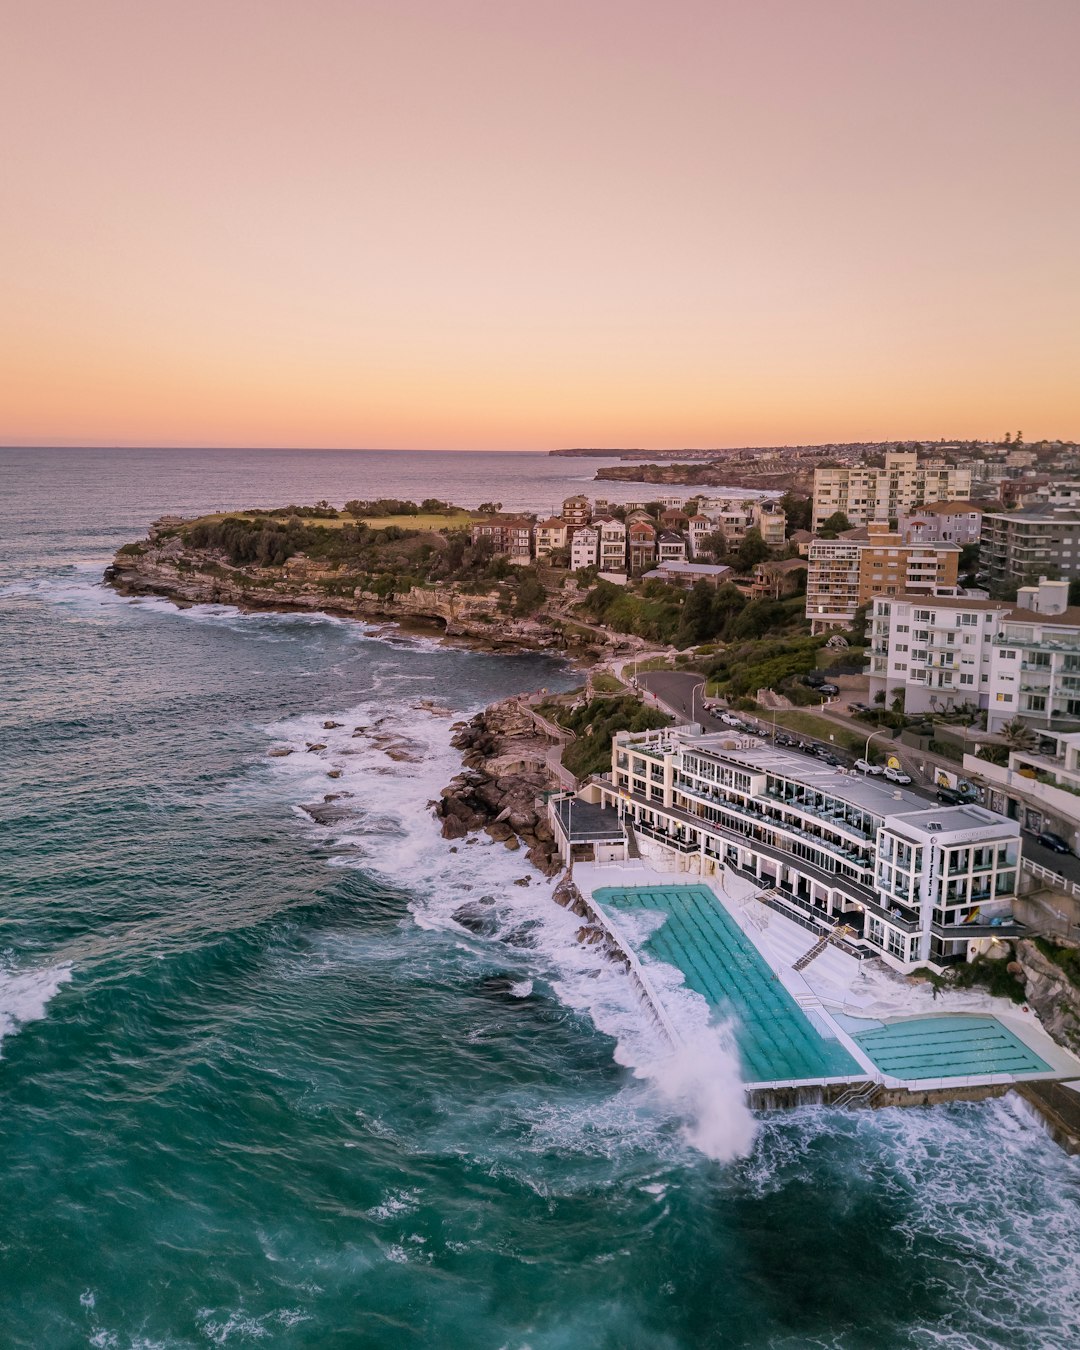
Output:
1,446,1078,1350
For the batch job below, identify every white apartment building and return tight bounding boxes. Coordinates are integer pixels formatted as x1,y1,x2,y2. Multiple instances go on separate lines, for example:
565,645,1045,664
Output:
812,449,972,530
584,727,1023,971
595,517,628,574
570,525,599,571
986,600,1080,733
964,728,1080,847
868,594,1007,713
533,517,568,558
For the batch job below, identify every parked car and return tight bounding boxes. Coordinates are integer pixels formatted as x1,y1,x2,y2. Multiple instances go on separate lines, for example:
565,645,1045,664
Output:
854,759,884,775
719,712,742,727
1036,831,1073,855
802,672,826,688
884,766,912,785
936,786,966,805
849,701,872,713
819,753,841,766
818,683,840,696
774,734,794,747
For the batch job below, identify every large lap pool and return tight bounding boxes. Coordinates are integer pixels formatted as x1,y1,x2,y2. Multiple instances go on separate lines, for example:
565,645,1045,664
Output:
594,885,859,1084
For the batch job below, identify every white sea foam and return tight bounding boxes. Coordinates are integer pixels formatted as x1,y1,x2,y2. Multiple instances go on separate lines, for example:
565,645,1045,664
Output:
261,693,759,1163
0,958,72,1055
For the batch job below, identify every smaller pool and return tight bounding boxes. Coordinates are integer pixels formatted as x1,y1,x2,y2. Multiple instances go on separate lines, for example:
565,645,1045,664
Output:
850,1015,1050,1080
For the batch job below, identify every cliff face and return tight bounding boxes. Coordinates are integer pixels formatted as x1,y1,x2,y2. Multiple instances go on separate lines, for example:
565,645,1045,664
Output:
1014,939,1080,1055
104,531,567,652
594,463,811,491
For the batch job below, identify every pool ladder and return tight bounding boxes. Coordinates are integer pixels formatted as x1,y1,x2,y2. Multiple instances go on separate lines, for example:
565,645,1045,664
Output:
832,1081,883,1109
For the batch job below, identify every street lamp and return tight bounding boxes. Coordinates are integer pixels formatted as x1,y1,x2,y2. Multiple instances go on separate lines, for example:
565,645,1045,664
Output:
692,679,706,727
864,726,891,768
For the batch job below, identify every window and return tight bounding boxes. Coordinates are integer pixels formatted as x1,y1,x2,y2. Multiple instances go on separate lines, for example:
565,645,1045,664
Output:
996,693,1014,703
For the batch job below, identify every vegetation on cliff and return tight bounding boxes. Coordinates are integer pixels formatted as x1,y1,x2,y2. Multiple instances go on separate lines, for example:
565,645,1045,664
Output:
557,696,670,779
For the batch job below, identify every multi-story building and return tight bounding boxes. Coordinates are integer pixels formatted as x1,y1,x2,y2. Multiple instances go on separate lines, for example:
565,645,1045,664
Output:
587,727,1023,971
897,502,984,547
687,513,714,558
868,594,1009,713
533,517,568,559
569,525,599,571
561,495,592,528
698,495,787,550
751,557,808,599
656,530,687,564
469,515,534,560
986,596,1080,733
981,501,1080,589
812,449,972,530
964,728,1080,848
595,518,628,574
806,524,960,633
627,520,657,574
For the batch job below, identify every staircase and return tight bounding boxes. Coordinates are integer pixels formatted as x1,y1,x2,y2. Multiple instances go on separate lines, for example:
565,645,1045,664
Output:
791,923,855,972
832,1081,883,1109
624,820,641,860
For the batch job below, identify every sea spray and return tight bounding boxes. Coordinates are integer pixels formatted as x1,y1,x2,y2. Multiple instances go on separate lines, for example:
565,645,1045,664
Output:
0,959,73,1054
637,1025,758,1162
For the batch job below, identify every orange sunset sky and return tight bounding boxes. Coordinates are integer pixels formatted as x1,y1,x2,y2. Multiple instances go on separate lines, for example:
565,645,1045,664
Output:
2,0,1078,450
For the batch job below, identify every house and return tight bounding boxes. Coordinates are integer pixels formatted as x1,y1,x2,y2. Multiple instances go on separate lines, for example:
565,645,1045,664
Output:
595,517,628,574
561,495,592,528
570,525,599,571
897,502,984,547
627,520,657,574
660,508,689,532
751,557,808,599
469,515,535,562
641,561,732,589
656,530,687,563
687,514,714,558
534,517,568,559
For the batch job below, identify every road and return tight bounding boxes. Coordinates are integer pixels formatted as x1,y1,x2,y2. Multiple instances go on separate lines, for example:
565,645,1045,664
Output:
636,671,1080,884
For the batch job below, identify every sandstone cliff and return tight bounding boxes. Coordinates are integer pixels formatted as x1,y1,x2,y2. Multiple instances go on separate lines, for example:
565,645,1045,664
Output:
1013,938,1080,1056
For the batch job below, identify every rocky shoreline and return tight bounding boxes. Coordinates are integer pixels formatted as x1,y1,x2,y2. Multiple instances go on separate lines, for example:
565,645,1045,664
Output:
103,526,587,656
435,699,564,877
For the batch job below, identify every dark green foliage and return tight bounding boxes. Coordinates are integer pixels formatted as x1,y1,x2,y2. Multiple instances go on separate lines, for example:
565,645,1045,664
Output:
735,527,771,571
779,491,812,534
560,696,671,778
947,956,1028,1004
818,510,852,538
512,570,546,617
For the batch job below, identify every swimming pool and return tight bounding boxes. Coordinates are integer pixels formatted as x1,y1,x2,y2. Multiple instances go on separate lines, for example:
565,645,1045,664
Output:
848,1015,1050,1080
594,885,859,1084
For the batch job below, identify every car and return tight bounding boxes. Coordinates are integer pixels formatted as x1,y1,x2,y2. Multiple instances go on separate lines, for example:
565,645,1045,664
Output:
774,733,794,747
854,758,884,775
802,672,826,688
1036,831,1073,855
719,712,742,727
936,786,966,805
849,701,872,713
820,753,841,766
818,683,840,696
884,766,912,785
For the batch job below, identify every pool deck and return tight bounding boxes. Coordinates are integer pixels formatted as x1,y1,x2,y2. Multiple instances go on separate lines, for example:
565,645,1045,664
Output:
573,859,1080,1098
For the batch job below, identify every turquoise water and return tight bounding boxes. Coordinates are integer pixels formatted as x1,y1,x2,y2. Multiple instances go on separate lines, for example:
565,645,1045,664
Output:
595,886,858,1083
2,447,1080,1348
852,1016,1051,1080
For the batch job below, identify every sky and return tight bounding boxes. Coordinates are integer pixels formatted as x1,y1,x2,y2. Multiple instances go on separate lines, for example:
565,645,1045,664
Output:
1,0,1078,450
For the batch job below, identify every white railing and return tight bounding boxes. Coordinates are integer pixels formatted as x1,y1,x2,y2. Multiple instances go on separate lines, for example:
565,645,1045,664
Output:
1023,857,1080,900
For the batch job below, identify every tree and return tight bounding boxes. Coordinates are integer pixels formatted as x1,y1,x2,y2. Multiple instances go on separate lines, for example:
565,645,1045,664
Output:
817,511,852,538
699,528,728,561
999,717,1037,752
735,527,770,571
675,580,716,648
779,491,812,534
643,501,666,519
477,501,503,514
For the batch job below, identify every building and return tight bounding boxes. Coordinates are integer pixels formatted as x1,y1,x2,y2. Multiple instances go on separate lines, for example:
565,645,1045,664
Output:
964,728,1080,849
980,501,1080,589
533,517,568,559
596,518,628,574
656,530,687,564
806,524,960,633
897,502,984,547
660,508,689,531
561,495,592,528
751,557,808,599
687,514,714,558
986,596,1080,733
641,561,732,589
812,449,972,530
570,525,599,571
698,495,787,549
867,578,1077,722
868,594,1010,713
469,515,534,560
585,727,1023,971
627,520,657,574
789,529,815,557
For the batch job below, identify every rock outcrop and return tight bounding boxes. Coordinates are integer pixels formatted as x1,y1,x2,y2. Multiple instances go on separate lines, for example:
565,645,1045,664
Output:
434,699,563,876
104,527,570,652
1014,938,1080,1055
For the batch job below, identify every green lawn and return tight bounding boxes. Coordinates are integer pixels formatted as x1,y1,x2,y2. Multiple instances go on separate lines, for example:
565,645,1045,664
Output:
768,710,876,757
